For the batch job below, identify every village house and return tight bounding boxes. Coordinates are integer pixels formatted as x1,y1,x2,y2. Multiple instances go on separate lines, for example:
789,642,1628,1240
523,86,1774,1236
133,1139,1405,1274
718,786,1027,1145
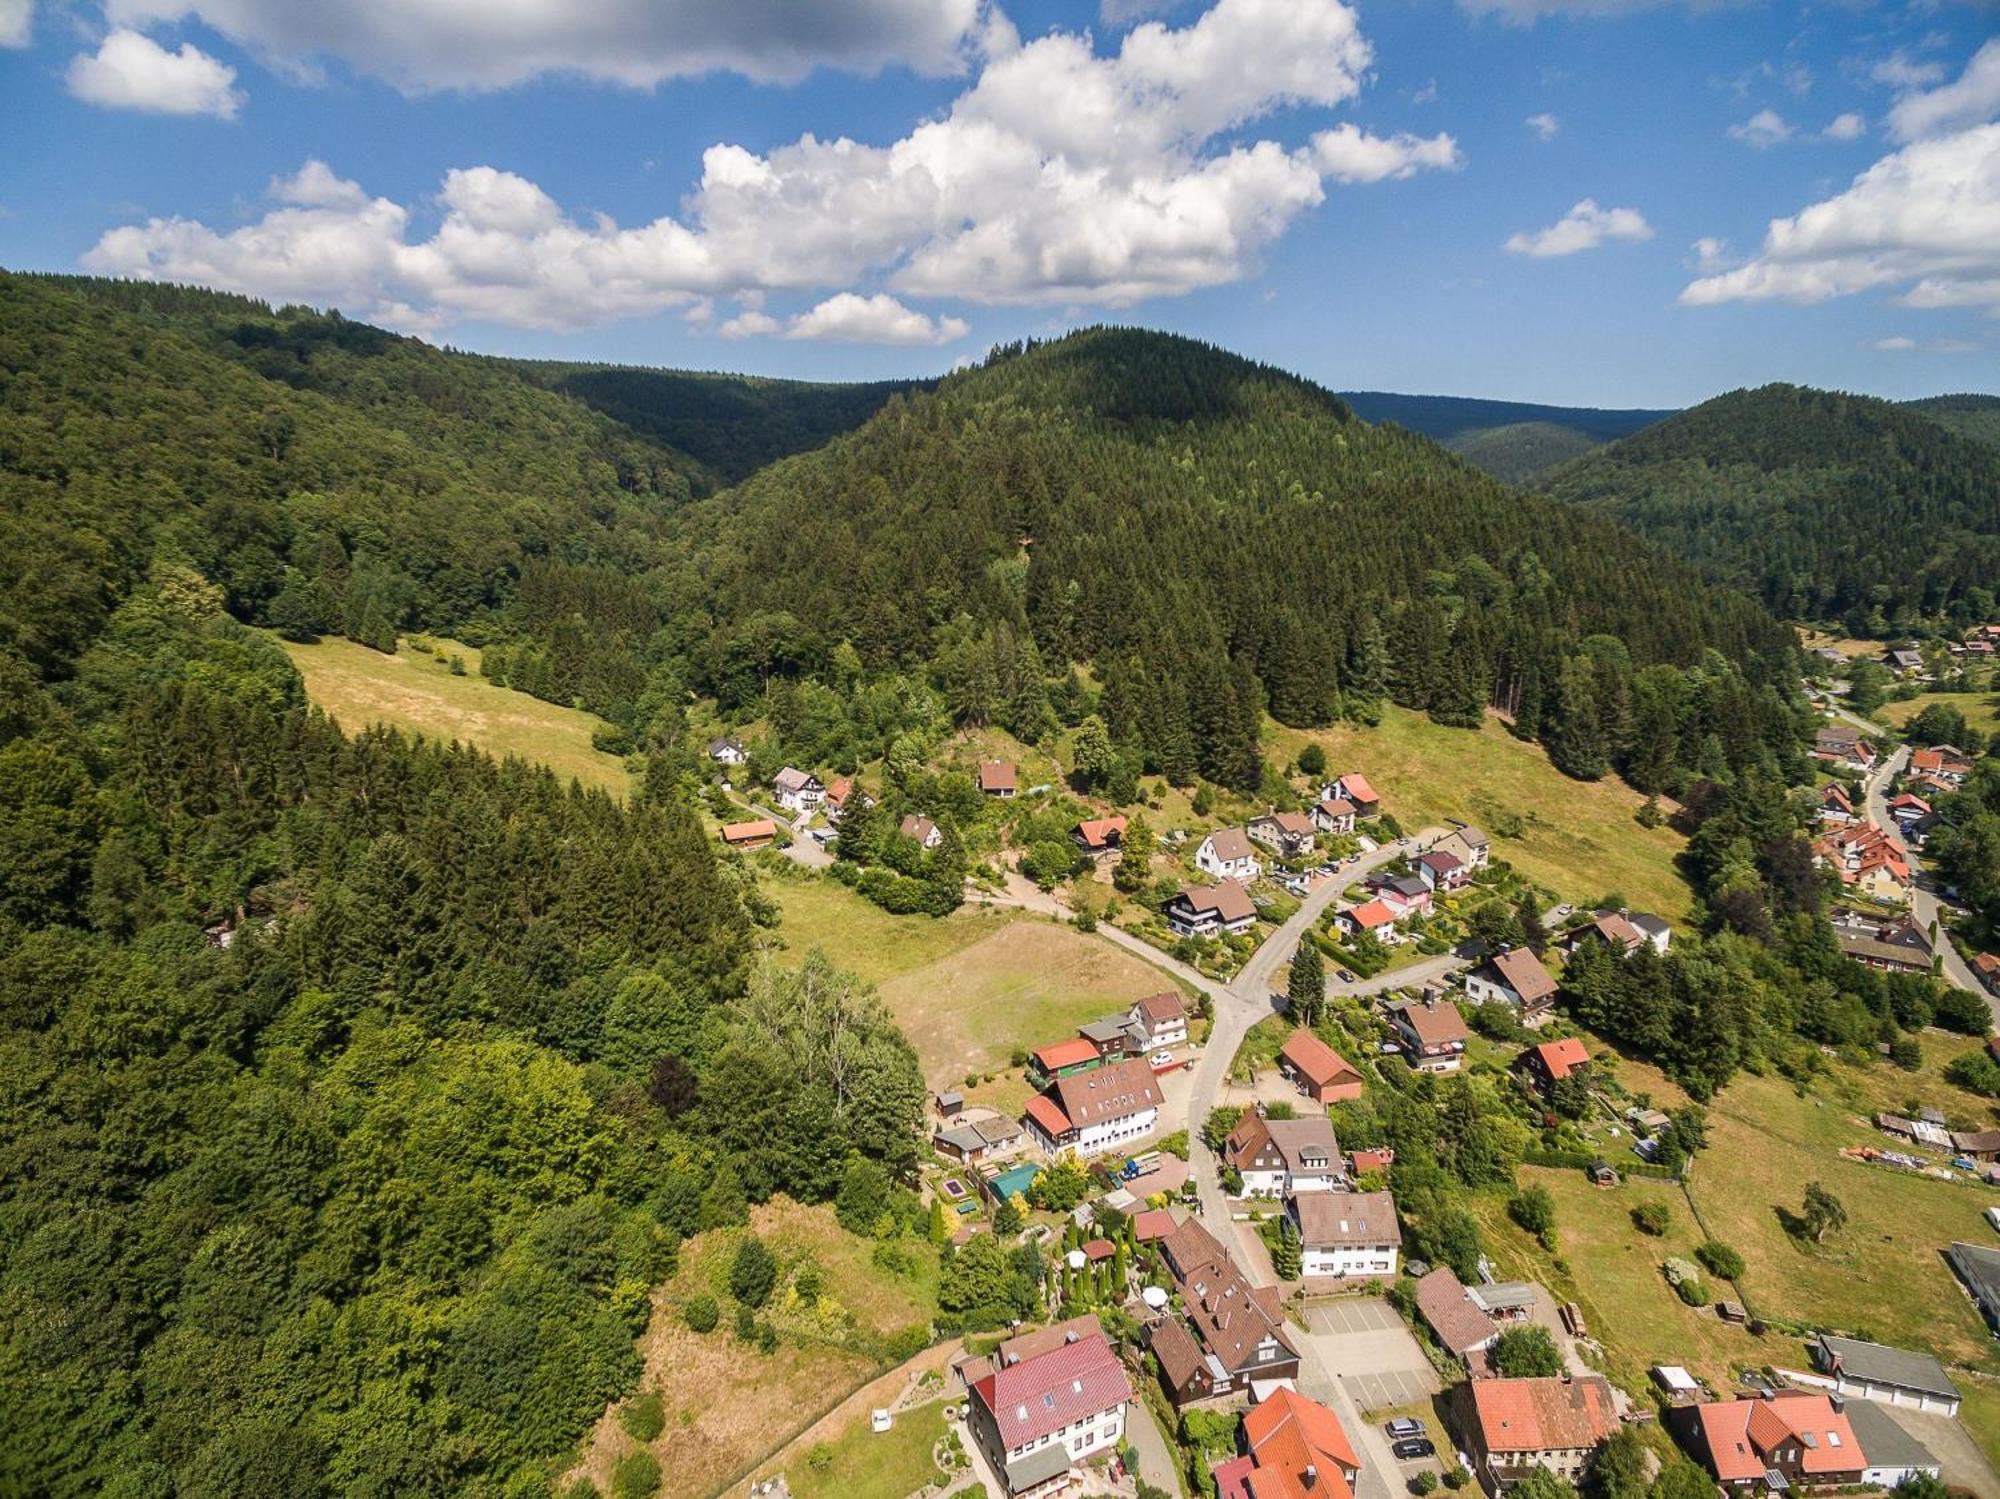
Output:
1629,912,1672,954
1947,1240,2000,1335
1023,1057,1163,1160
1128,991,1189,1049
964,1328,1132,1498
718,818,778,850
1437,825,1491,871
771,766,824,812
1321,774,1381,817
1334,899,1399,944
1413,1266,1502,1366
1289,1190,1400,1279
1416,848,1470,891
1683,1391,1870,1493
1311,796,1359,836
1459,1376,1618,1488
1349,1146,1394,1175
707,735,747,765
900,814,945,850
1278,1028,1364,1104
932,1114,1025,1166
1831,913,1932,975
1149,1218,1301,1406
823,777,861,825
1974,951,2000,997
1811,725,1876,773
1369,873,1433,919
1072,815,1128,861
1221,1387,1363,1499
1077,1015,1139,1059
1886,792,1930,830
1910,745,1972,786
1464,946,1559,1022
1807,1335,1961,1416
1516,1037,1591,1097
1844,1400,1945,1490
1223,1111,1346,1197
1197,827,1264,882
1386,996,1468,1072
1564,911,1646,957
979,760,1018,798
1811,823,1911,903
1818,783,1856,825
1167,882,1259,938
1029,1037,1103,1084
1248,811,1318,859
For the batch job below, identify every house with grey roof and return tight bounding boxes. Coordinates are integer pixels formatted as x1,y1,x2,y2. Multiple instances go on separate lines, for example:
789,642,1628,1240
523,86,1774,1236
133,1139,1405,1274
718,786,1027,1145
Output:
1947,1240,2000,1334
1843,1398,1943,1489
1809,1334,1961,1416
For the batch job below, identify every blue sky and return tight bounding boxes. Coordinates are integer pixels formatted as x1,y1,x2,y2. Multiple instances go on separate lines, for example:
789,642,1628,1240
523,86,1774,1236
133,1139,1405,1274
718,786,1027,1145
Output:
2,0,1995,406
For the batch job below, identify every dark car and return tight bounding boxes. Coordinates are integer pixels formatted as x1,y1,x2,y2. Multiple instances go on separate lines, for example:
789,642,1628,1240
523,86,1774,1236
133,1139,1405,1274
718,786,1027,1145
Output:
1392,1438,1436,1461
1337,968,1356,982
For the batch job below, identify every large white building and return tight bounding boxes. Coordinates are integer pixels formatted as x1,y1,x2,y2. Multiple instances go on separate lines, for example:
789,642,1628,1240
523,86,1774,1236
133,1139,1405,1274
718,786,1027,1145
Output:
1289,1190,1401,1279
1022,1057,1162,1160
964,1330,1132,1497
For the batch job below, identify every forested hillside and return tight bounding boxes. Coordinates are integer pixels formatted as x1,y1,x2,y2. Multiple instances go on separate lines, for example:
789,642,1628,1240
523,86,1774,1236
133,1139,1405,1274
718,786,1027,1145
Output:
1339,390,1673,484
1907,392,2000,453
1545,383,2000,633
653,330,1803,794
503,362,926,489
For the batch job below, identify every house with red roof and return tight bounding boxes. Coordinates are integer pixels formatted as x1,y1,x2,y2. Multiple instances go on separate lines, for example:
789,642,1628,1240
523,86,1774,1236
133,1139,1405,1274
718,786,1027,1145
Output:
1811,823,1911,904
1239,1387,1363,1499
1072,815,1128,860
1974,951,2000,998
980,760,1018,798
1278,1028,1364,1104
1334,899,1399,944
1684,1391,1864,1492
1459,1376,1618,1488
718,818,777,850
1516,1037,1592,1096
1030,1036,1103,1083
1022,1057,1163,1160
1910,746,1972,785
1322,774,1380,816
1132,1207,1180,1244
964,1329,1133,1497
1817,783,1856,826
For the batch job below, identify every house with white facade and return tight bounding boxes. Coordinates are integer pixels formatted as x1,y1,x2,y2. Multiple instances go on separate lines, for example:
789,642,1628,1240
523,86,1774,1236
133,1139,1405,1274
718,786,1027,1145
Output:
1165,881,1257,938
964,1330,1132,1498
771,766,824,812
1126,991,1188,1049
1222,1112,1346,1197
1290,1190,1400,1279
1195,827,1263,882
1022,1057,1163,1160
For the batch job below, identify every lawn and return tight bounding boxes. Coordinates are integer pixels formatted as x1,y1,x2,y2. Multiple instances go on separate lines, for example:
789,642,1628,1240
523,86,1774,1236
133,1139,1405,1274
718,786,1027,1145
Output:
1874,691,2000,739
278,633,632,797
778,1399,951,1499
767,874,1019,989
1270,707,1692,920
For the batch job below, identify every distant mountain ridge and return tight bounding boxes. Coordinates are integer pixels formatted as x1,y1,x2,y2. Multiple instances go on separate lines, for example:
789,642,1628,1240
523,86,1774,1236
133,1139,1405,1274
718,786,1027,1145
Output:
1338,390,1676,484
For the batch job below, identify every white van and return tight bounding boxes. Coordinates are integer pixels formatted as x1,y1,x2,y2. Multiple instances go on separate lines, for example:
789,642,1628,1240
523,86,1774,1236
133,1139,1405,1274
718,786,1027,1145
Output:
1985,1205,2000,1233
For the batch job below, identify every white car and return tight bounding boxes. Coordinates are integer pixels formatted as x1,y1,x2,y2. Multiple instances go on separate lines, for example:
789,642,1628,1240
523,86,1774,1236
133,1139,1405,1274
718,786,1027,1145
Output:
1150,1050,1175,1067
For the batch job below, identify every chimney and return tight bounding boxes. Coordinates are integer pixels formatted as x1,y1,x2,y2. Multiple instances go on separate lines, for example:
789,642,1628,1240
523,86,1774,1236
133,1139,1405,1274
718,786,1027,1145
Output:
1304,1464,1319,1489
1064,1330,1079,1344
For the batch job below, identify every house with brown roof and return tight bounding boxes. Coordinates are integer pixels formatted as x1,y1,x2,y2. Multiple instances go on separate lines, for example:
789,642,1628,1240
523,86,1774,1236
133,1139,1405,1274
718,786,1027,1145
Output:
1278,1029,1364,1104
1974,951,2000,997
1459,1376,1618,1487
1910,746,1972,785
1290,1190,1400,1279
1239,1387,1363,1499
1438,826,1490,871
1132,1208,1180,1244
1833,914,1933,975
719,818,778,850
1150,1217,1300,1407
1465,947,1558,1021
900,813,945,850
1072,815,1128,860
1818,783,1856,825
1167,881,1258,938
1386,996,1468,1072
1248,811,1318,859
964,1329,1132,1497
1128,991,1189,1049
1416,848,1469,891
1197,827,1263,882
1223,1111,1346,1197
1566,912,1645,957
1323,774,1380,816
1812,726,1875,773
979,760,1018,798
1414,1267,1502,1364
1516,1037,1592,1096
1312,797,1358,835
1684,1391,1864,1492
1022,1057,1163,1160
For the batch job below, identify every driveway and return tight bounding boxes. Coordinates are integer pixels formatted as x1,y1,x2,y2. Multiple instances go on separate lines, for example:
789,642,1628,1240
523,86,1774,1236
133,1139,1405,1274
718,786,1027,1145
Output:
1868,1402,2000,1499
1289,1296,1443,1499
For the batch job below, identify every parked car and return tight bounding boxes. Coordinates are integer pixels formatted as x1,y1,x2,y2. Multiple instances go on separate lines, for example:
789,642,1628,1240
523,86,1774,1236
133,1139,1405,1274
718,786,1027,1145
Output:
1150,1050,1174,1068
1337,968,1356,982
1392,1438,1436,1461
1384,1419,1424,1439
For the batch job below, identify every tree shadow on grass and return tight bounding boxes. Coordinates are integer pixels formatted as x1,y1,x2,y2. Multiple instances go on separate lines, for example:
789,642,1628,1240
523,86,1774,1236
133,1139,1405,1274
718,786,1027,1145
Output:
1772,1204,1812,1242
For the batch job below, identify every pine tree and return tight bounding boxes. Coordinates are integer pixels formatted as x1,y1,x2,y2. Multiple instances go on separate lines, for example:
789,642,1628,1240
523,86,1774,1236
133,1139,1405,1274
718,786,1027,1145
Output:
1286,941,1325,1025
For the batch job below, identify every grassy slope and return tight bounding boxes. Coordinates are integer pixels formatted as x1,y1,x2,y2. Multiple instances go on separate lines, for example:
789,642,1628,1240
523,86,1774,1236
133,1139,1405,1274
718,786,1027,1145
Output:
278,634,632,797
1273,707,1692,918
1874,691,2000,738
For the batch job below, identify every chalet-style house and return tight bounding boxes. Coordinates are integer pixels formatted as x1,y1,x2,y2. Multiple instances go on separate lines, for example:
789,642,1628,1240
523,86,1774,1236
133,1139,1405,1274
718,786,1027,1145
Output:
1809,1335,1961,1416
1223,1111,1346,1197
1289,1190,1400,1279
771,766,824,812
1167,882,1258,938
1811,726,1875,773
823,777,867,825
1312,797,1358,835
1030,1037,1102,1083
1334,899,1399,944
1910,745,1972,785
1321,774,1380,816
1831,912,1932,975
964,1328,1132,1498
1685,1392,1863,1492
1460,1376,1618,1488
1414,1266,1502,1365
1370,874,1432,919
1386,996,1468,1073
1567,911,1646,957
1023,1057,1163,1160
1885,646,1926,676
979,760,1018,798
1073,815,1128,860
1437,825,1490,871
707,735,747,765
1278,1028,1364,1103
1517,1037,1591,1096
1416,848,1469,891
900,814,944,850
719,818,777,850
1128,991,1189,1049
1228,1387,1363,1499
1247,811,1317,859
1197,827,1264,882
1818,783,1856,825
1149,1218,1301,1406
1464,946,1558,1021
1811,823,1910,903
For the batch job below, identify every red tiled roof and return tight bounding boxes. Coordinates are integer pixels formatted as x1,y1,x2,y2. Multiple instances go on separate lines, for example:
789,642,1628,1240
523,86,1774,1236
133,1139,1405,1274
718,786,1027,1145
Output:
1074,815,1128,850
1135,990,1186,1023
1693,1402,1766,1484
1470,1377,1617,1454
1049,1057,1163,1128
1349,1147,1394,1173
1745,1393,1858,1475
720,819,777,844
994,1315,1102,1367
1033,1037,1101,1072
1344,899,1394,930
1244,1387,1360,1499
1280,1029,1361,1089
825,777,854,806
1024,1095,1071,1138
1132,1208,1179,1243
979,760,1017,792
1530,1037,1591,1081
1338,773,1379,804
1083,1238,1116,1261
969,1332,1131,1450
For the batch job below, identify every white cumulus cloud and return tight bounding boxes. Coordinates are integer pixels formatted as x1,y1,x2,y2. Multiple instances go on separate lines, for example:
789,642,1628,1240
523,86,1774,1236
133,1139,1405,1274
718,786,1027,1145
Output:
66,28,243,117
1887,38,2000,142
1680,122,2000,314
82,0,1461,330
0,0,30,47
100,0,984,91
1504,198,1653,257
784,292,969,344
1525,112,1559,141
1728,109,1794,148
1822,112,1866,141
